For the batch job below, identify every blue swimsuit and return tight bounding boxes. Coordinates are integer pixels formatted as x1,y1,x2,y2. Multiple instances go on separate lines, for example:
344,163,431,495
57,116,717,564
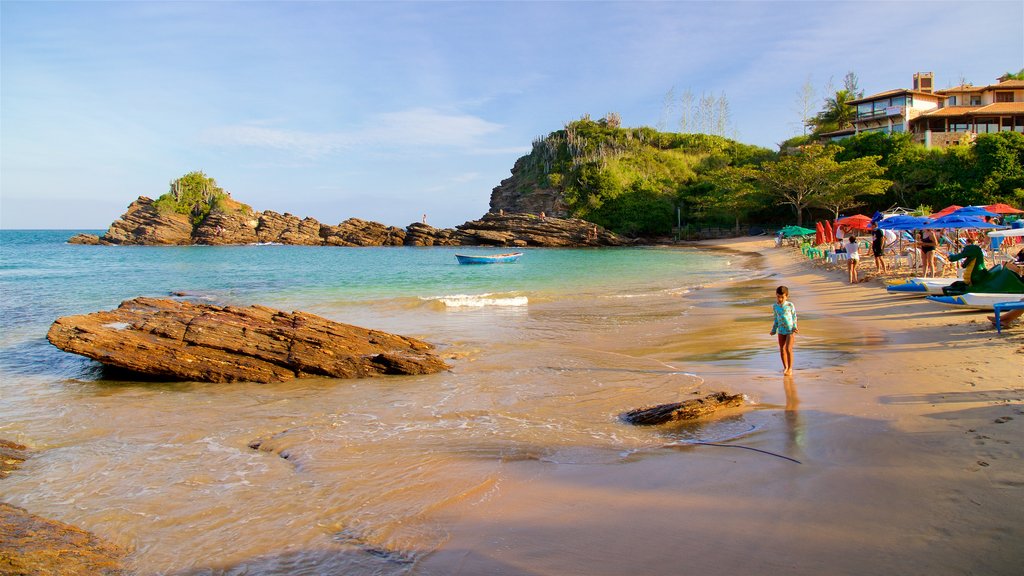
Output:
772,301,798,335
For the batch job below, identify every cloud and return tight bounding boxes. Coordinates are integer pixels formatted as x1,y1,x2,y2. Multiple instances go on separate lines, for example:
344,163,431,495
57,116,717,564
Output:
200,108,503,158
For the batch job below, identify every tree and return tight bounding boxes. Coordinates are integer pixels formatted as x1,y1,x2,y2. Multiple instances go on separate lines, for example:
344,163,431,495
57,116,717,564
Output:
700,165,763,232
811,89,857,134
154,171,227,226
755,144,889,225
1001,68,1024,81
793,75,817,136
813,155,891,218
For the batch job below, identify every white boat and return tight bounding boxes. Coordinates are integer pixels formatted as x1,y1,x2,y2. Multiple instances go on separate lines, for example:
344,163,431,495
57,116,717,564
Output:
925,293,1024,310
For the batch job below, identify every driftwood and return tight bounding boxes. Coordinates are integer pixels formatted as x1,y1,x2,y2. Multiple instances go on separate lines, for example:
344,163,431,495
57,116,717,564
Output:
620,392,744,425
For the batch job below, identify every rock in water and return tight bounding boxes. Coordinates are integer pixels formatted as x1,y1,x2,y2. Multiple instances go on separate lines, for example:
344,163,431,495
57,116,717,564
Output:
620,392,744,425
47,297,450,383
0,503,127,575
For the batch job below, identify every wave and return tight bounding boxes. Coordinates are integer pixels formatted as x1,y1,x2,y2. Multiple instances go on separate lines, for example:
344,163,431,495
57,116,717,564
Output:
422,293,529,308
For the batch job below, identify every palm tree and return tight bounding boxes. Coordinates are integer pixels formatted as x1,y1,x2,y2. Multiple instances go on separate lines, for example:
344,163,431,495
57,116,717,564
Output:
809,89,857,135
1001,68,1024,81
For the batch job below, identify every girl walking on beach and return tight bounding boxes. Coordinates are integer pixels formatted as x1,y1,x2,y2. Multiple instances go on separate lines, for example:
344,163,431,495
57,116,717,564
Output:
770,285,798,375
872,229,888,273
846,235,861,283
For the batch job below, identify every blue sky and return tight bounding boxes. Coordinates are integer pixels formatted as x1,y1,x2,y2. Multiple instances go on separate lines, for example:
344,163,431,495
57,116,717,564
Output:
2,1,1022,230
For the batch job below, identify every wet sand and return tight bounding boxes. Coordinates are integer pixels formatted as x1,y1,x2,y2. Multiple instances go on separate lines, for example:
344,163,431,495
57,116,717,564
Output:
416,236,1024,576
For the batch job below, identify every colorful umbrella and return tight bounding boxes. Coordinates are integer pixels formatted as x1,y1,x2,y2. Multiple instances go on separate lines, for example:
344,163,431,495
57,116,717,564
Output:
920,214,1005,230
836,214,873,231
983,203,1023,215
929,205,962,218
823,220,834,243
876,215,930,231
779,225,817,238
815,222,824,245
951,205,1000,219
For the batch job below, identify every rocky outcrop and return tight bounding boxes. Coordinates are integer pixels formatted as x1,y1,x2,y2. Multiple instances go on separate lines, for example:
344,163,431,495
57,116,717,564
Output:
0,439,28,479
0,503,127,576
100,197,194,245
489,156,569,217
193,210,260,245
454,213,626,247
322,218,406,246
403,223,459,246
67,233,101,245
47,297,450,383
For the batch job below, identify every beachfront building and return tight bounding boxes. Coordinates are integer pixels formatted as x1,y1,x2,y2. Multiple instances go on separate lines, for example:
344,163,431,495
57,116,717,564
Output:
909,75,1024,148
839,72,944,142
822,72,1024,148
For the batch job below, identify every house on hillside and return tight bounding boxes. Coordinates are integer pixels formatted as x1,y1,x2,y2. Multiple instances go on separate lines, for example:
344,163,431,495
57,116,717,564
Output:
821,72,1024,148
909,75,1024,147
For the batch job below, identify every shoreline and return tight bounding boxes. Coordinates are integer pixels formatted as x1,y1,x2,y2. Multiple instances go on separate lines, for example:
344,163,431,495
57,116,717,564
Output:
416,236,1023,576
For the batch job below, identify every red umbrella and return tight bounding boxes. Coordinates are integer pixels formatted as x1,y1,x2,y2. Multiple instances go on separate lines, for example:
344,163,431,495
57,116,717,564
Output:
985,203,1024,214
815,221,824,245
930,204,962,218
836,214,873,231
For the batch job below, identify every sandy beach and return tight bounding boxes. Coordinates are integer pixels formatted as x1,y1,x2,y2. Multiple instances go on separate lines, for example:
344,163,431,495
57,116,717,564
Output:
417,236,1024,576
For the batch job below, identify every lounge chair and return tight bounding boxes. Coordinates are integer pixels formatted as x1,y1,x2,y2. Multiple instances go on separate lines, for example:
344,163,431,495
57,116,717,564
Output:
993,300,1024,334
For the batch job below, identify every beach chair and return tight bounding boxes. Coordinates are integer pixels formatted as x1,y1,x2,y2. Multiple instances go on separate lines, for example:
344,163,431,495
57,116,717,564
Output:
993,300,1024,334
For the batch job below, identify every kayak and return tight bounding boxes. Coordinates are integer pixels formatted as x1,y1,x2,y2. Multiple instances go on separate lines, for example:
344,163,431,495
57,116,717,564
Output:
455,252,523,265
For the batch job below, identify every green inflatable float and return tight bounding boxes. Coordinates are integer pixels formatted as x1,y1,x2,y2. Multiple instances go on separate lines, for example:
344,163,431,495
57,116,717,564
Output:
942,244,1024,296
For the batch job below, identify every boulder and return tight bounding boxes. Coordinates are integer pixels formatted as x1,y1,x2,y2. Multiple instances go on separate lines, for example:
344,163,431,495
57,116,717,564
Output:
455,212,625,247
403,222,459,246
192,211,260,245
256,211,323,245
100,197,193,245
0,503,127,575
67,233,100,245
47,297,450,383
619,392,745,425
321,218,406,246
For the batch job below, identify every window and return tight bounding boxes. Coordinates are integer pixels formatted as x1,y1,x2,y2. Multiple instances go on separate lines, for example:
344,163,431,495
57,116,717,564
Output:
891,96,906,107
950,122,970,132
858,102,873,117
977,119,999,133
1015,117,1024,133
947,95,957,106
970,95,982,106
996,92,1014,103
891,123,905,133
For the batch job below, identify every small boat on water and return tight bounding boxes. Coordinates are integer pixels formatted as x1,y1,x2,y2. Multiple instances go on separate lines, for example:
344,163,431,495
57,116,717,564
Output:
455,252,523,265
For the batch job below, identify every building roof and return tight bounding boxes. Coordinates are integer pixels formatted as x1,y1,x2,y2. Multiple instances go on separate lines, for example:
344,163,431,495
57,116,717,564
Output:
847,88,939,105
935,79,1024,94
912,102,1024,121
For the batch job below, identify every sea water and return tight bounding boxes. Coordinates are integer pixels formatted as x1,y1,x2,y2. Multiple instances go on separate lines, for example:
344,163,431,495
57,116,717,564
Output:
0,230,763,574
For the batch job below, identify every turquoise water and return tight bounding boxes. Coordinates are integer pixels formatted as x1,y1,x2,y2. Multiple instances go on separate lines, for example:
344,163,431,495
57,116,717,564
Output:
1,229,767,574
1,229,746,380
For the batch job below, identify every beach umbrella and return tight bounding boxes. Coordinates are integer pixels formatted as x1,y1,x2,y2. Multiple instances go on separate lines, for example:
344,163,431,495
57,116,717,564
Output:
876,215,930,230
836,214,873,231
985,203,1024,215
929,204,962,218
779,225,817,238
823,220,834,243
921,214,1005,230
815,222,824,245
950,205,1000,219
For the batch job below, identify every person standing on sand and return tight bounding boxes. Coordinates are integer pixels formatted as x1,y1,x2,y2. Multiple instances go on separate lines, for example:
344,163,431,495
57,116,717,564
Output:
872,229,887,273
846,235,861,283
770,285,798,375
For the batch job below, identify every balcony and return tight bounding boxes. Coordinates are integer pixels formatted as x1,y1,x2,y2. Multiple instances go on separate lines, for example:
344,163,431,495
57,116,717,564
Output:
856,106,905,121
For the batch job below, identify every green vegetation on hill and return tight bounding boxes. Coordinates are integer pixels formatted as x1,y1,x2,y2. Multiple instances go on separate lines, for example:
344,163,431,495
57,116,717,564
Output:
520,116,775,235
153,171,231,226
514,115,1024,235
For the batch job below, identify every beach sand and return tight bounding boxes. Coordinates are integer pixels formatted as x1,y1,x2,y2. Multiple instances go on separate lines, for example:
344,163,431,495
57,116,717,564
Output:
416,236,1024,576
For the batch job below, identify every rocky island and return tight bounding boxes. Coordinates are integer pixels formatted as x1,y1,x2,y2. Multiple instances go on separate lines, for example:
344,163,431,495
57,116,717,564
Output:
68,170,626,248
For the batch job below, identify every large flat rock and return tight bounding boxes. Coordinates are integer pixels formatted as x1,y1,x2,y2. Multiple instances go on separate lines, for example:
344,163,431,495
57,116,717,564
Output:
47,297,450,383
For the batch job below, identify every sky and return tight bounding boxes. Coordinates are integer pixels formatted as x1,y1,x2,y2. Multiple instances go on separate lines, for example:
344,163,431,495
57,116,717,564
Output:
2,1,1022,230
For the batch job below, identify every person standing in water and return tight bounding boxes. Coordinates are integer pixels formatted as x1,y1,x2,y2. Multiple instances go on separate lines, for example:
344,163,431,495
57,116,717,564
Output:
770,285,798,375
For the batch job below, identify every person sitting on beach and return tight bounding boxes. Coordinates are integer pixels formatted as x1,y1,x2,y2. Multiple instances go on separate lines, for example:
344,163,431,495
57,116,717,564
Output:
846,235,860,283
987,297,1024,329
769,285,798,376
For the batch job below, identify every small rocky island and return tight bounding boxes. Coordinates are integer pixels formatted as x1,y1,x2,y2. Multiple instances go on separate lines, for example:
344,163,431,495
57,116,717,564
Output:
47,297,450,383
68,171,626,248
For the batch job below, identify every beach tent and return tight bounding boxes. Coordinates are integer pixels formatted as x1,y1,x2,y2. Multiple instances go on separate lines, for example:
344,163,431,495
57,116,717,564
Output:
984,203,1024,215
929,205,962,218
836,214,873,231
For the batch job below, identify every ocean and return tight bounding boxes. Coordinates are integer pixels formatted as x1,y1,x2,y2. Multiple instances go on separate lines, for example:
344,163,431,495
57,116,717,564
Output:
0,229,767,574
